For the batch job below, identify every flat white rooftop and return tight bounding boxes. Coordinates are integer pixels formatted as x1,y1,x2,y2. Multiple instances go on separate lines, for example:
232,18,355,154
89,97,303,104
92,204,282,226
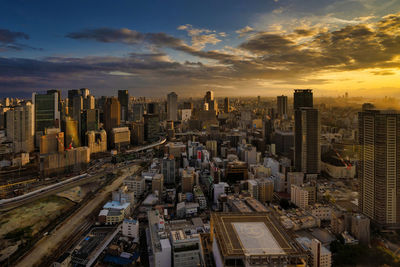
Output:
232,222,285,255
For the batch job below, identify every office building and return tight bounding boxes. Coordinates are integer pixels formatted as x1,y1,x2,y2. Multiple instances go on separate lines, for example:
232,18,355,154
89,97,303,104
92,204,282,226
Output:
32,91,60,133
148,210,171,267
144,114,160,142
257,177,274,203
182,168,195,193
358,109,400,227
132,103,144,122
170,230,200,267
272,130,294,157
6,102,35,153
147,102,159,115
122,219,139,239
167,92,178,121
294,108,320,174
205,90,214,103
311,239,332,267
351,214,370,245
204,91,218,114
130,121,145,145
110,127,130,149
86,130,107,154
79,88,90,98
162,155,176,184
124,175,145,198
40,129,64,154
67,89,80,109
64,117,80,148
225,161,248,184
224,97,229,113
206,140,217,158
72,95,83,122
291,184,316,209
294,89,313,109
118,90,129,121
152,173,164,199
103,97,121,133
80,109,99,142
83,95,95,110
277,95,288,118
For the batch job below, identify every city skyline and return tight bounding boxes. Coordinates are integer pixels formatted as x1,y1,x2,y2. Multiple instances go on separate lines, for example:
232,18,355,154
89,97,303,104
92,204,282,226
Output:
0,0,400,97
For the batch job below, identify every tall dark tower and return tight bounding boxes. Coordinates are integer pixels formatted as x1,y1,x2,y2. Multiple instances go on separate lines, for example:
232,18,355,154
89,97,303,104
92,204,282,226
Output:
294,89,313,109
277,95,288,117
358,109,400,228
293,89,320,174
118,90,129,121
224,97,229,113
103,97,121,133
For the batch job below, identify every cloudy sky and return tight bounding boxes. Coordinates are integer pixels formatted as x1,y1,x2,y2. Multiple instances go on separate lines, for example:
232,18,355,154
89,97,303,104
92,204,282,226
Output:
1,0,400,97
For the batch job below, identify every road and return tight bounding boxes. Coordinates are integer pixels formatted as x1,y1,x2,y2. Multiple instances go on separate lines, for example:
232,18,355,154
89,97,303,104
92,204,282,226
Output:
15,163,142,267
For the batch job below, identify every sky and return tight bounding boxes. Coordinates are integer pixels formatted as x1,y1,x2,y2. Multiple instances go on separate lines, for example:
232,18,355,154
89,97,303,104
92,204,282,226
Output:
0,0,400,98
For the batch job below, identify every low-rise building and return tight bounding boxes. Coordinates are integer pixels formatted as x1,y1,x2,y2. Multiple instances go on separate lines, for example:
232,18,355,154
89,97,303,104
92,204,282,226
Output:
193,185,207,210
98,209,124,224
170,230,201,267
124,175,145,198
111,127,130,149
122,218,139,239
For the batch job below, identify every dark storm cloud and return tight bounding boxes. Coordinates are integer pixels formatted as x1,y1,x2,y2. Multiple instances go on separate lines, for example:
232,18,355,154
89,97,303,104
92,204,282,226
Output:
0,28,43,51
0,29,29,44
239,33,295,54
67,28,185,48
0,28,31,51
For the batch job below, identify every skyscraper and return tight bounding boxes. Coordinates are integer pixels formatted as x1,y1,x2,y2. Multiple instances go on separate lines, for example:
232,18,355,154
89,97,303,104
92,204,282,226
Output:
167,92,178,121
204,91,218,114
294,89,313,109
358,109,400,227
162,155,176,184
64,117,80,148
143,114,159,142
132,103,144,122
205,91,214,103
6,101,35,153
32,91,60,133
103,97,121,133
67,89,80,109
277,95,288,117
84,95,95,110
294,107,320,174
72,95,83,122
224,97,229,113
118,90,129,121
80,109,99,142
79,88,90,98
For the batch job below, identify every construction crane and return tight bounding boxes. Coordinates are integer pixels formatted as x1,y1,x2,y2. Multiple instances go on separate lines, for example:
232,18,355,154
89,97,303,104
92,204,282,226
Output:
333,148,352,170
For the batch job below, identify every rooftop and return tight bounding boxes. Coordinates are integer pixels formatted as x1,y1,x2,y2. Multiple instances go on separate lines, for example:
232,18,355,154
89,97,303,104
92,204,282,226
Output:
103,201,130,210
211,212,305,258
